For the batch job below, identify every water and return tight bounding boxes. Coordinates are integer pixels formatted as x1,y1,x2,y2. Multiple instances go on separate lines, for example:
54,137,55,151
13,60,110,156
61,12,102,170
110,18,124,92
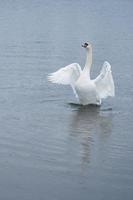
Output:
0,0,133,199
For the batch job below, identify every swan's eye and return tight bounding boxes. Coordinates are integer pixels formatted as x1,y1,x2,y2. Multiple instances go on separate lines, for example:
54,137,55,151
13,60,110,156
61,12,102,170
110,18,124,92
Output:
84,43,88,46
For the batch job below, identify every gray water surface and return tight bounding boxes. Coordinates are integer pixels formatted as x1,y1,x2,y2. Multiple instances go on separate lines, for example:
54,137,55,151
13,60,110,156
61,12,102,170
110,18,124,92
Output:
0,0,133,200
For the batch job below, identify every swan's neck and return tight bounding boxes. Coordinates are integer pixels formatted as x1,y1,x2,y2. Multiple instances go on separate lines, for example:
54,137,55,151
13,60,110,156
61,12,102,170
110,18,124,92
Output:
83,46,92,77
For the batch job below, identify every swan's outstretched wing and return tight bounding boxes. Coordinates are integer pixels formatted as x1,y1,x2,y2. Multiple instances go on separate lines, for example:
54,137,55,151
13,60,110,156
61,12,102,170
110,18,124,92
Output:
48,63,82,85
94,61,115,99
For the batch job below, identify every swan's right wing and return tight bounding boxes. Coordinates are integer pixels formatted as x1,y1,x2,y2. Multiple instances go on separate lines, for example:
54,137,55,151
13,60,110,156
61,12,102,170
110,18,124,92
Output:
94,61,115,99
48,63,82,86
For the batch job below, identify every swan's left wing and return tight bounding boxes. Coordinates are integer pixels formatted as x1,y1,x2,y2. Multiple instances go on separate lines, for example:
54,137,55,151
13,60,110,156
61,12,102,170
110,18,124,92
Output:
94,61,115,99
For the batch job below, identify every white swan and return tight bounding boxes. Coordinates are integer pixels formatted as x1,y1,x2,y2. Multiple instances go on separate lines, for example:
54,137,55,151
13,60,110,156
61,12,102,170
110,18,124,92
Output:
48,42,115,105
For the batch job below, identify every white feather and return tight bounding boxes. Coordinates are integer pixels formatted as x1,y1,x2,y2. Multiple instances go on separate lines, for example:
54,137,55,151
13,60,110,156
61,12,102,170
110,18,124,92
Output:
94,61,115,99
48,63,82,85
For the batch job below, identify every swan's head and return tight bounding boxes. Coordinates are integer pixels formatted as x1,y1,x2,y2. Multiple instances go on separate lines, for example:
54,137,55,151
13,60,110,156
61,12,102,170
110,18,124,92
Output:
82,42,91,49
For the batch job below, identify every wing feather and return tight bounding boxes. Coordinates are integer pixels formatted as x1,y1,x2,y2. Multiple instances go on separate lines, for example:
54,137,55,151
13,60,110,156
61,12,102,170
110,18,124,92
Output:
48,63,82,85
94,61,115,99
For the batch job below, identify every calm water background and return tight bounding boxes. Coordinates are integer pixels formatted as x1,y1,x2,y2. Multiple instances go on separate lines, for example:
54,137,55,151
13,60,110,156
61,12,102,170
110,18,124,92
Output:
0,0,133,199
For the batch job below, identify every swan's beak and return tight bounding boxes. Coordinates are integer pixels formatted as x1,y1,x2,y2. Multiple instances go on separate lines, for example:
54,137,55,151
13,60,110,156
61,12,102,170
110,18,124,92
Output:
82,43,88,48
82,44,85,48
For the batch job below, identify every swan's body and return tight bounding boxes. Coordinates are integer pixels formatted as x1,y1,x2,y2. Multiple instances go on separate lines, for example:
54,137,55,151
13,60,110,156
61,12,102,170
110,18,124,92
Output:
48,42,115,105
75,74,100,105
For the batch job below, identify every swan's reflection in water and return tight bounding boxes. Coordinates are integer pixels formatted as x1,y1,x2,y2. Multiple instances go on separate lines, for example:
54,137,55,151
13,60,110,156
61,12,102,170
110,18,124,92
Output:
69,104,113,171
